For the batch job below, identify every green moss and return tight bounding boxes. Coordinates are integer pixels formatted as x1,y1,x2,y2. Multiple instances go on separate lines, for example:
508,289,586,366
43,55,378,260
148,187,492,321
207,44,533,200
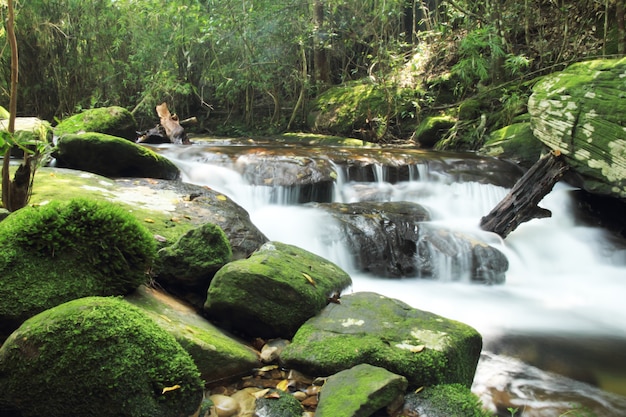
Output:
0,296,203,417
0,197,156,340
54,106,137,140
404,384,493,417
255,389,304,416
414,115,456,148
480,122,545,167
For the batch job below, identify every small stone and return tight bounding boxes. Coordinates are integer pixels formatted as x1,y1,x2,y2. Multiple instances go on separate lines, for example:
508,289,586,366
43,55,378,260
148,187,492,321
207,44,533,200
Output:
293,391,307,401
209,394,239,417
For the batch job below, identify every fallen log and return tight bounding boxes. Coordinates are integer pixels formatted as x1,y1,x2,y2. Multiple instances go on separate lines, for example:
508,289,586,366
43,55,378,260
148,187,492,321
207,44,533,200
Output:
480,150,569,238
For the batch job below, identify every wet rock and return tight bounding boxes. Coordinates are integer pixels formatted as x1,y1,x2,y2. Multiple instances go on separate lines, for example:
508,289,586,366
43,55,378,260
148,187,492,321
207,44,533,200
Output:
316,201,429,277
54,106,138,141
153,222,232,309
280,292,482,388
260,339,291,363
209,394,239,417
126,286,260,384
0,296,204,417
414,115,456,148
528,57,626,199
53,132,180,179
204,241,352,339
401,383,490,417
416,225,508,284
315,364,407,417
0,116,53,156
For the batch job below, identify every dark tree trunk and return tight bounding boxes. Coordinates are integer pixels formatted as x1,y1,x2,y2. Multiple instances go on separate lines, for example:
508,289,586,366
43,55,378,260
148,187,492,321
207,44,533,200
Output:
313,0,330,85
480,151,570,239
618,0,626,56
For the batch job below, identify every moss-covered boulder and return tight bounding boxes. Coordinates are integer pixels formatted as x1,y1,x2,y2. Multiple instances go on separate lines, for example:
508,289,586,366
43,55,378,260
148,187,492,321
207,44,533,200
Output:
54,106,138,141
53,132,180,179
528,57,626,199
280,292,482,388
0,296,203,417
479,122,546,168
204,241,353,338
126,286,260,384
153,222,232,309
0,198,156,341
401,384,492,417
414,115,456,148
315,364,408,417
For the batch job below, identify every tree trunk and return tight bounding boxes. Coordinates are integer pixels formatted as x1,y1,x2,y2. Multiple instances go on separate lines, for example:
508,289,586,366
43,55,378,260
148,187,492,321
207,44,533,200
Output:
618,0,626,56
313,0,330,85
480,151,570,239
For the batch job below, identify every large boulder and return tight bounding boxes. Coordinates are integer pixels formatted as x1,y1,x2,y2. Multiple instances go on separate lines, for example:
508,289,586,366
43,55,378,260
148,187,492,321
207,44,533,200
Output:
0,116,53,154
528,57,626,199
0,296,203,417
153,222,233,309
53,132,180,179
0,198,156,341
126,286,260,384
204,241,353,338
401,384,492,417
315,364,408,417
54,106,138,141
280,292,482,388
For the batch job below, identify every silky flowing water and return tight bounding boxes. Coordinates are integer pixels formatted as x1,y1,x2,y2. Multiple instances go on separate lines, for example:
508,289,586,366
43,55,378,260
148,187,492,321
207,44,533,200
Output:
155,141,626,416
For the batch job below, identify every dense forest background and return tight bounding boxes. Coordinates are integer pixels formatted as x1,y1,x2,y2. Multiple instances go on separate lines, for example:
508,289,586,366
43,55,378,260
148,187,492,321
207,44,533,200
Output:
0,0,624,139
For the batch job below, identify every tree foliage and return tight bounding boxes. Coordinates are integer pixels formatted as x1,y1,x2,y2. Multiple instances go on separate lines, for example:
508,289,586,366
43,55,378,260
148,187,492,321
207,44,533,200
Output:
0,0,622,135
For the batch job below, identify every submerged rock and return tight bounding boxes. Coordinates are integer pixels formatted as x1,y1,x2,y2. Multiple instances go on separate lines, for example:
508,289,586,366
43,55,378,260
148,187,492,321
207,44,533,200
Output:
280,292,482,388
53,132,180,179
204,241,352,339
0,296,203,417
528,57,626,199
315,364,407,417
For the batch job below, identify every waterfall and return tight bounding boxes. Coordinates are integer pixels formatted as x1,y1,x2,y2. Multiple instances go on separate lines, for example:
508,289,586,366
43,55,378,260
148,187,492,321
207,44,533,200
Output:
155,142,626,411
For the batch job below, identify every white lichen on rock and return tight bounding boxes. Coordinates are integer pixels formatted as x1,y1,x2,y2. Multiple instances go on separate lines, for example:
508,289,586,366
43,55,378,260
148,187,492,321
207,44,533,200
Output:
341,318,365,327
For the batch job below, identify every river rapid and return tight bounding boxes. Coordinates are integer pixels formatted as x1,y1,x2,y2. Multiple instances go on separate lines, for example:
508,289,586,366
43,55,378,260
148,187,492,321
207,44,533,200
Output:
154,139,626,416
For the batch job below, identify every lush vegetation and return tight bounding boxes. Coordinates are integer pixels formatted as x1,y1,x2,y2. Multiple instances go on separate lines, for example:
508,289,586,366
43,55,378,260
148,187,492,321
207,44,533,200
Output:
0,0,623,136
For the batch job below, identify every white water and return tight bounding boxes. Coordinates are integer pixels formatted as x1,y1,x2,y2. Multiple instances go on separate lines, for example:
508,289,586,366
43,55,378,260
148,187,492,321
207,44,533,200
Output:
170,153,626,340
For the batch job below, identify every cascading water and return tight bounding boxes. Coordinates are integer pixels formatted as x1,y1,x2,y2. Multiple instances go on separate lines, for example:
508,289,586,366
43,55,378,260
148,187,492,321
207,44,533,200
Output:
155,141,626,416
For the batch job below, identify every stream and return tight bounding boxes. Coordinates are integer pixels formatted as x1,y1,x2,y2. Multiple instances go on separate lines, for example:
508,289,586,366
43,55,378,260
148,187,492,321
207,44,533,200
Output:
154,139,626,416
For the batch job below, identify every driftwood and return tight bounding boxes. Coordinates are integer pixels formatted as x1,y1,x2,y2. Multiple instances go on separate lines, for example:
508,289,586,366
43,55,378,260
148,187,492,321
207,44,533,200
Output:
136,103,194,144
480,150,570,238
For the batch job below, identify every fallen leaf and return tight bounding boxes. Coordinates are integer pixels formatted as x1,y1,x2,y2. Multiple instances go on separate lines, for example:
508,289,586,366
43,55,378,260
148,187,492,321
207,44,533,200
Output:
256,365,279,372
410,345,425,353
264,391,281,399
302,272,316,287
216,194,228,201
253,388,270,399
276,379,289,392
144,218,155,223
161,384,181,394
414,386,424,394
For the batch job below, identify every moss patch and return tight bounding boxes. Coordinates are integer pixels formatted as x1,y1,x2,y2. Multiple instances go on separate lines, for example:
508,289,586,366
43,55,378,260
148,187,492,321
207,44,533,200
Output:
403,384,493,417
54,106,138,140
479,122,545,168
0,296,203,417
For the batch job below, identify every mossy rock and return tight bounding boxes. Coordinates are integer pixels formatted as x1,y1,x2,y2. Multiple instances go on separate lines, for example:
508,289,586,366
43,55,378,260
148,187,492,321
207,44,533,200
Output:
53,132,180,179
401,384,492,417
308,79,417,138
315,364,408,417
0,296,203,417
479,122,546,168
126,286,260,384
255,389,305,417
414,115,456,148
153,222,232,309
280,292,482,388
54,106,138,140
0,197,156,340
528,57,626,198
204,241,353,339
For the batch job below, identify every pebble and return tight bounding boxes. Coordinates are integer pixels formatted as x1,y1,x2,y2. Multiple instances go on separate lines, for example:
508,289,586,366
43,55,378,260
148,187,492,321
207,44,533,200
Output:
208,394,239,417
